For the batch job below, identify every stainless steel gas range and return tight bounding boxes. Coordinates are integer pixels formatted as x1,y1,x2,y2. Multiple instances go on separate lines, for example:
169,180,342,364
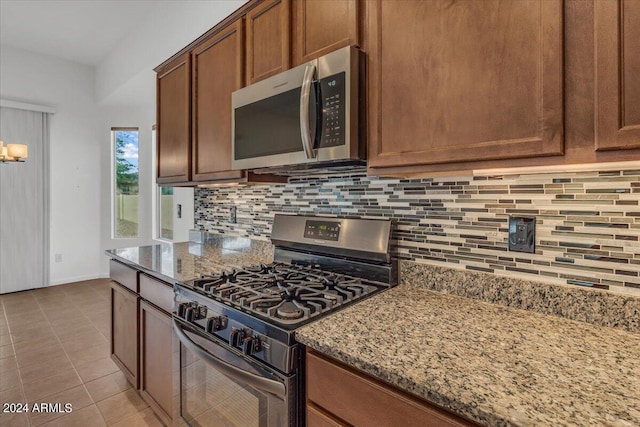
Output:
172,214,395,427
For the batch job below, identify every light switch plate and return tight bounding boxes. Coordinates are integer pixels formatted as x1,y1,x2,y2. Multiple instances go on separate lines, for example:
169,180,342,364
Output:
508,216,536,253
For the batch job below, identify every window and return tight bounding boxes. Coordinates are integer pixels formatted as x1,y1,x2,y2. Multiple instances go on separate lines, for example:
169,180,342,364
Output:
159,186,174,240
113,128,139,238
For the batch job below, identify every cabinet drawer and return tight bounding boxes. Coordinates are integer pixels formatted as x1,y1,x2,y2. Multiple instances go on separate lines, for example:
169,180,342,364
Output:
109,260,138,293
307,403,347,427
307,351,475,427
140,274,174,314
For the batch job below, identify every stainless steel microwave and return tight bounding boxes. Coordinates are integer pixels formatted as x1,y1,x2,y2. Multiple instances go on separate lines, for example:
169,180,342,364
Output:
232,46,365,173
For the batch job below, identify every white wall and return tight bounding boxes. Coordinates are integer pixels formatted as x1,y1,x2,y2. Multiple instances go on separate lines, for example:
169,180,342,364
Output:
96,0,247,105
1,2,246,284
0,46,102,285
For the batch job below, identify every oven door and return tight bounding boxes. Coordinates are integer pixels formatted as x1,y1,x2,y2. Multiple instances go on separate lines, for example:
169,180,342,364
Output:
172,318,295,427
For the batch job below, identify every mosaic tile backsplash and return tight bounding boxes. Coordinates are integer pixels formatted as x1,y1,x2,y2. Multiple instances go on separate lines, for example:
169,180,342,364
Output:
195,168,640,295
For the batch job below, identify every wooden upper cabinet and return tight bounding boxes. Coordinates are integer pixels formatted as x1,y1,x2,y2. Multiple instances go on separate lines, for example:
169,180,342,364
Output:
367,0,564,169
192,20,245,181
594,0,640,151
246,0,291,84
293,0,359,65
156,53,191,183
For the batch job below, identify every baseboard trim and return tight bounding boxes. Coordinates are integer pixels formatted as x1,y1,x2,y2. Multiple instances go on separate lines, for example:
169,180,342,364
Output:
49,273,110,286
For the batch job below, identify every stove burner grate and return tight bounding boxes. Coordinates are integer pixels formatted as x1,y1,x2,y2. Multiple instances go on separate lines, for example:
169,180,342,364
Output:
189,262,382,325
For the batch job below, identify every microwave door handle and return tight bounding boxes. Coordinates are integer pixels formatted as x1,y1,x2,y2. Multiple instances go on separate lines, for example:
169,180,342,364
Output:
173,319,286,400
300,64,317,159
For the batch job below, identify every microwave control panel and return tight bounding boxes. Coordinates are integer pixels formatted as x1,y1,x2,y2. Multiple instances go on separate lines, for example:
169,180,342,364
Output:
318,72,346,148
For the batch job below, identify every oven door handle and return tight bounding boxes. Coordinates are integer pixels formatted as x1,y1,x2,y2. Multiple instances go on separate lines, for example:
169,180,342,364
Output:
299,63,317,159
173,319,287,400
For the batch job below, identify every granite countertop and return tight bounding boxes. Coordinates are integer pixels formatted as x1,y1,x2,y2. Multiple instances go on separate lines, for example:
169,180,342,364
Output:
105,236,273,284
297,284,640,427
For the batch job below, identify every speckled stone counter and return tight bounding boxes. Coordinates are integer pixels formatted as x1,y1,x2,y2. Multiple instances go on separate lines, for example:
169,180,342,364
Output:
296,284,640,427
105,236,273,284
402,262,640,334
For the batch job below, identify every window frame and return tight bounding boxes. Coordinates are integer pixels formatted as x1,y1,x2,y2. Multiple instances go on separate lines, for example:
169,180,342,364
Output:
111,127,140,239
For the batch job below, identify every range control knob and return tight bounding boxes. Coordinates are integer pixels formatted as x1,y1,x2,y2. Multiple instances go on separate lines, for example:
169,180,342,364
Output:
177,303,188,318
185,307,195,322
242,336,261,355
229,328,246,347
206,316,227,333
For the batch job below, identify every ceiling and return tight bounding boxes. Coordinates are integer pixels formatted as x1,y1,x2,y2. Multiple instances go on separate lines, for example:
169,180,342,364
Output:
0,0,159,66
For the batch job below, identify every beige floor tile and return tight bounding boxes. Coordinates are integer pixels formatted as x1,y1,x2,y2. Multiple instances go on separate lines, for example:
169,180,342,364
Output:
0,366,20,392
28,384,93,426
7,321,52,334
2,280,154,426
54,324,98,340
22,369,82,402
91,320,111,334
96,389,148,425
47,314,84,327
0,334,12,347
45,309,86,323
96,326,110,342
16,346,68,369
85,370,132,403
19,353,74,384
14,336,59,355
75,356,119,383
3,302,37,314
6,313,47,325
68,342,110,367
61,330,108,352
0,385,25,405
110,407,164,427
9,327,54,345
0,354,17,372
40,404,107,427
0,411,30,427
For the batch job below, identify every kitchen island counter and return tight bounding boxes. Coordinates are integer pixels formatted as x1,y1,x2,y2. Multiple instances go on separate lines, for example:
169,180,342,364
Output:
106,236,273,284
297,283,640,427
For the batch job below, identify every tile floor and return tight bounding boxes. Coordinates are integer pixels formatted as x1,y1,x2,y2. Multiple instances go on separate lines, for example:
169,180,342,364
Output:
0,279,163,427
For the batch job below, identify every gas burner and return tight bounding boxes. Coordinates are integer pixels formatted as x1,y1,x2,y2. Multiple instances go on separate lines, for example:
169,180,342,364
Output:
186,262,385,326
275,302,304,319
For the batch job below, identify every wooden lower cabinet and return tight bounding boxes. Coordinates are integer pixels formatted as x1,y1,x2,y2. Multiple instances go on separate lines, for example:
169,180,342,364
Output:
110,263,174,426
110,281,139,388
306,350,477,427
140,300,173,426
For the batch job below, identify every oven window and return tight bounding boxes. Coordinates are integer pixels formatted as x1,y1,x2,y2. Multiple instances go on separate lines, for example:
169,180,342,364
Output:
180,341,285,427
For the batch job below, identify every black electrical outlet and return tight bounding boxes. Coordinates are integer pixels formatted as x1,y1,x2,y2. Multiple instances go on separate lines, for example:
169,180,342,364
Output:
508,216,536,253
229,206,237,224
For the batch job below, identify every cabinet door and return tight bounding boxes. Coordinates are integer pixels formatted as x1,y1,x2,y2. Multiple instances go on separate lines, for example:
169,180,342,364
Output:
139,300,173,426
192,20,245,181
110,282,139,387
157,53,191,183
293,0,359,65
367,0,564,168
246,0,291,84
595,0,640,151
307,404,348,427
307,351,475,427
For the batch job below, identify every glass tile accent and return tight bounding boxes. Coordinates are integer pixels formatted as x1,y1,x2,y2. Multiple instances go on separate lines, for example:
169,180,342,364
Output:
195,168,640,294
